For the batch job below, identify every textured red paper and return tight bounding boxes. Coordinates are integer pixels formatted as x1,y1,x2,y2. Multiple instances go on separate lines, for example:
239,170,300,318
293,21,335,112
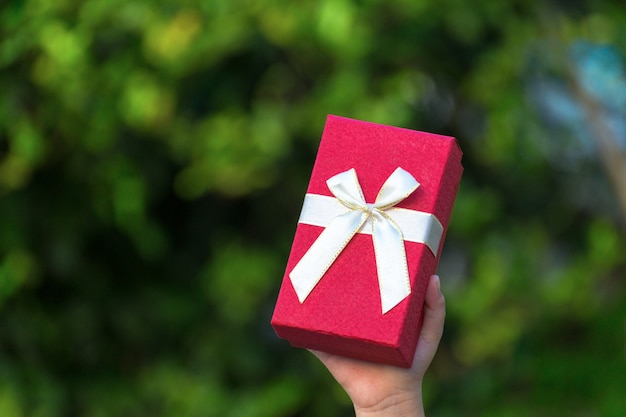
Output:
271,115,463,367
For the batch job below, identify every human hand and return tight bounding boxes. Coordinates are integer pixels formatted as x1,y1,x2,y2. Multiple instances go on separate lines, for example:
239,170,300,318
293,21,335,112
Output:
310,274,446,417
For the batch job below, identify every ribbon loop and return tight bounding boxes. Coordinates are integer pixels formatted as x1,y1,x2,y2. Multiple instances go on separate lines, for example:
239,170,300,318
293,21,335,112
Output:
374,168,420,209
289,167,424,314
326,168,367,209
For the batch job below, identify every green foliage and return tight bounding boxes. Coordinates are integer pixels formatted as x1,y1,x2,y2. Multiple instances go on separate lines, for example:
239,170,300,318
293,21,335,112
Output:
1,0,625,416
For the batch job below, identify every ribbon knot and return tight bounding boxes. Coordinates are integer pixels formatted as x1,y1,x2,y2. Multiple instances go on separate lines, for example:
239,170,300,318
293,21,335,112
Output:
289,167,421,314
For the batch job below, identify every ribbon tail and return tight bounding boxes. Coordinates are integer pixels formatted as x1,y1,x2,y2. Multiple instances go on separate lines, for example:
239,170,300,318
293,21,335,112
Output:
372,212,412,314
289,210,368,303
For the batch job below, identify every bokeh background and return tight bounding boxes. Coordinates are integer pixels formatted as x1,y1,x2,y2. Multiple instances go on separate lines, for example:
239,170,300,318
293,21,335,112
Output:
1,0,625,416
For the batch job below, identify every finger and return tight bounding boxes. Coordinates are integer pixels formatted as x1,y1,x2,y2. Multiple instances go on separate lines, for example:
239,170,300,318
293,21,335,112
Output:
308,349,329,363
412,275,446,373
420,274,446,347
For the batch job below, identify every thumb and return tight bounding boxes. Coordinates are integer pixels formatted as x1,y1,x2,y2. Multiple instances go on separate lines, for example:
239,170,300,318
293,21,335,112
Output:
412,274,446,375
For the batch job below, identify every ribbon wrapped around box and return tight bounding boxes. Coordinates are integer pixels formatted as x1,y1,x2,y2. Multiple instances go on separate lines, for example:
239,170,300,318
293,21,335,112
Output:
271,115,463,367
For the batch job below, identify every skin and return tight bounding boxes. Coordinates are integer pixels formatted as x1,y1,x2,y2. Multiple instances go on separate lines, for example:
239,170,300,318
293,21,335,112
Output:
311,274,446,417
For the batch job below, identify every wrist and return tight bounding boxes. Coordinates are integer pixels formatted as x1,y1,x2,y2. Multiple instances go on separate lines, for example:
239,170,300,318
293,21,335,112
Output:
353,390,425,417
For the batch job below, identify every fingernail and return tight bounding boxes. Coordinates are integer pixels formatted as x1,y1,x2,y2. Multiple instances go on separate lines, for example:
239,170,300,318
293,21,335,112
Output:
433,275,442,295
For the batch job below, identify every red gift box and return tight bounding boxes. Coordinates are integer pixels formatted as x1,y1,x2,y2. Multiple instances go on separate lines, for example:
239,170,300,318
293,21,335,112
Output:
271,115,463,367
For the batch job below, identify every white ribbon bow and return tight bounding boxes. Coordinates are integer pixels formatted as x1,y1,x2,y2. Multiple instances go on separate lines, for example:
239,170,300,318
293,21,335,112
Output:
289,167,441,314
